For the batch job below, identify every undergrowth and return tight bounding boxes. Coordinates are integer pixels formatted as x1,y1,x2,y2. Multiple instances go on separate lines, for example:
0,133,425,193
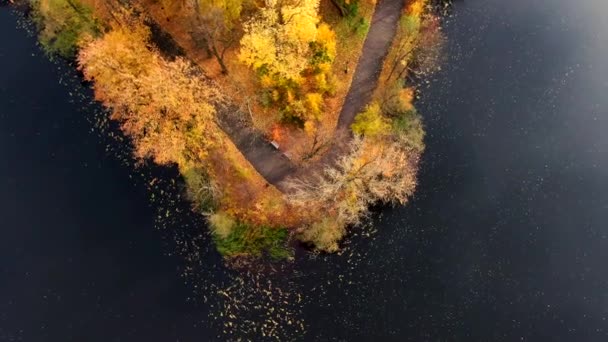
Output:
210,215,293,260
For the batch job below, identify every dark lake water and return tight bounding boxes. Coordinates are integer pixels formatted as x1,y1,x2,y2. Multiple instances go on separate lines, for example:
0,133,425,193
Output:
2,0,608,340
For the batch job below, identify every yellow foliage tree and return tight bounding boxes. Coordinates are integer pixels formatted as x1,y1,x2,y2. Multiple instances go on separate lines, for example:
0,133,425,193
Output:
239,0,338,125
351,102,391,137
315,23,336,60
239,0,321,81
199,0,246,26
305,92,324,119
78,21,220,166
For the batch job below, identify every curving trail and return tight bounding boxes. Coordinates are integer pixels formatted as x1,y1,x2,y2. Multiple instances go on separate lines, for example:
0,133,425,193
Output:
271,0,407,190
151,0,407,191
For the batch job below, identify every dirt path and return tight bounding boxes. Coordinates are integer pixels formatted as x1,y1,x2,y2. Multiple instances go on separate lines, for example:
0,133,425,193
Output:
336,0,406,130
272,0,407,189
220,0,406,191
148,19,296,187
215,103,295,185
149,0,406,191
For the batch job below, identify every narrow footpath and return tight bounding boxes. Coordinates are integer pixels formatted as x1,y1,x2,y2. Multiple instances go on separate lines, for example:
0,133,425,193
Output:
152,0,406,191
336,0,406,130
272,0,407,189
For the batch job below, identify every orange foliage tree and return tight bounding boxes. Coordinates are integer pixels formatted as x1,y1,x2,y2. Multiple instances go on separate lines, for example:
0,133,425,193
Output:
78,20,220,167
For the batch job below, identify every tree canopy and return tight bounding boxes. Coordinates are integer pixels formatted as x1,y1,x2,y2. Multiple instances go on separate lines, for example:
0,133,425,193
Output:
78,21,219,166
239,0,321,81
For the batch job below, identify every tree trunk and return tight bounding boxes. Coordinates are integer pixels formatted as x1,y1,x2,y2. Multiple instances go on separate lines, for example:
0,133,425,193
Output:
211,45,228,74
330,0,347,17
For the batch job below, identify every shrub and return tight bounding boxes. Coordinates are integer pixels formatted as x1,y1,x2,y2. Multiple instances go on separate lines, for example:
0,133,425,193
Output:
259,91,273,107
281,100,306,126
382,82,415,118
305,92,323,119
208,212,236,239
352,102,391,137
381,82,425,152
316,23,337,60
211,219,293,260
352,17,370,38
392,109,425,153
298,218,345,253
309,41,333,67
183,167,217,213
339,0,360,19
314,72,336,95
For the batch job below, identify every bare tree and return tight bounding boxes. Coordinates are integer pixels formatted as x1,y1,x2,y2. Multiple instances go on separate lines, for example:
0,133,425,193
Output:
285,136,418,251
174,0,238,74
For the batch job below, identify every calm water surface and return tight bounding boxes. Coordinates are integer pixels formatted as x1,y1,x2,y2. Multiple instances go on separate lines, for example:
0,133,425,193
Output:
1,0,608,340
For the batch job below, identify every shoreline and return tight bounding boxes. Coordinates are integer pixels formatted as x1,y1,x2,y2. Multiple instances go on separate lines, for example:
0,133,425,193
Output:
14,0,445,260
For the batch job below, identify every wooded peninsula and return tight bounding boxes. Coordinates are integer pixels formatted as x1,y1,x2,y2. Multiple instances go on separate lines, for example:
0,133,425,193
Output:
23,0,445,260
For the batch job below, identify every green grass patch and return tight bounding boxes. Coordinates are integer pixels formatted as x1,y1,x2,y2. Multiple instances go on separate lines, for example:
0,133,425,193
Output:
211,216,293,260
350,17,370,38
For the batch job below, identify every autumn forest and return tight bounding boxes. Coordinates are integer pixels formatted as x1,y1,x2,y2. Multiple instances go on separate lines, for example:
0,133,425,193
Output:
26,0,446,260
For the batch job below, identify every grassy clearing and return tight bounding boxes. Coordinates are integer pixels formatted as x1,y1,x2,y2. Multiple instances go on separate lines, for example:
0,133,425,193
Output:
209,212,293,260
